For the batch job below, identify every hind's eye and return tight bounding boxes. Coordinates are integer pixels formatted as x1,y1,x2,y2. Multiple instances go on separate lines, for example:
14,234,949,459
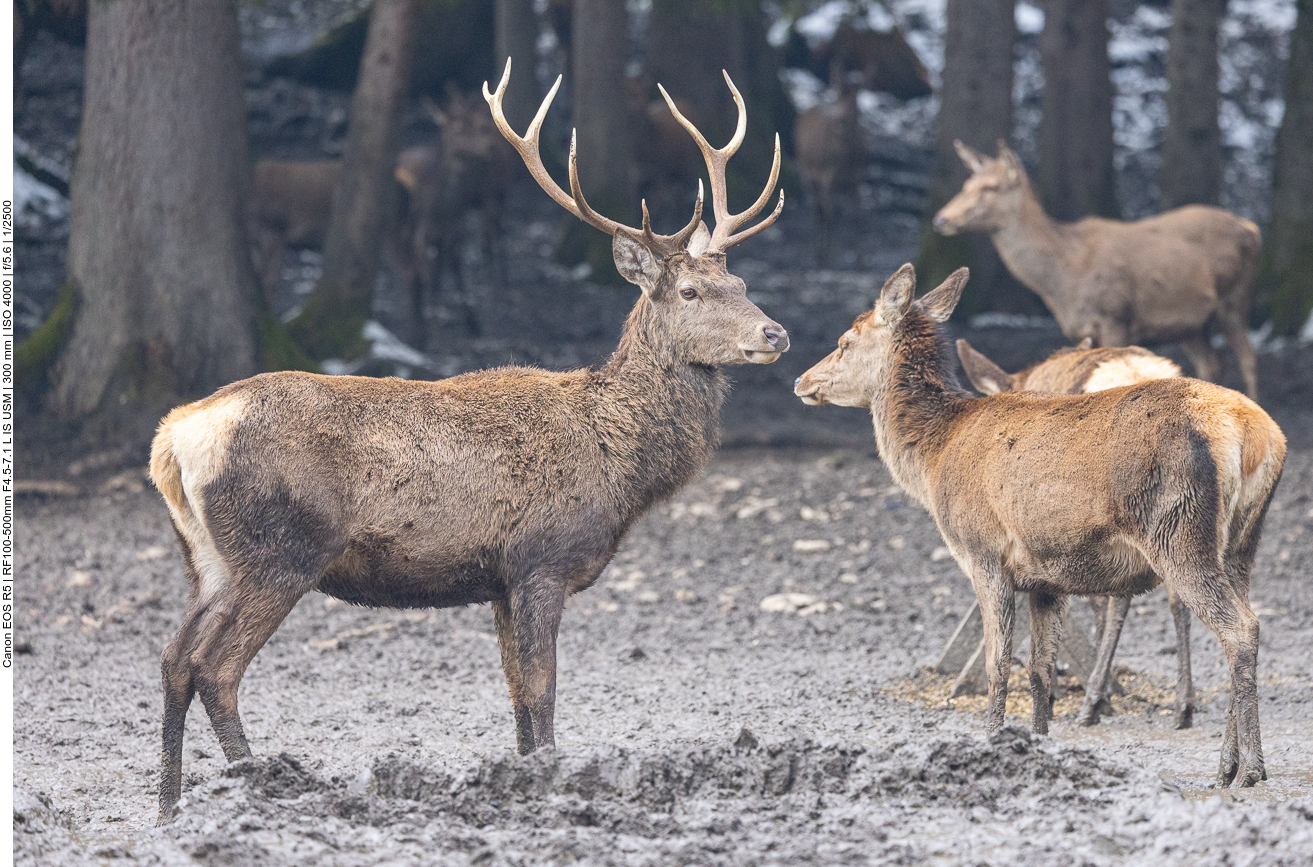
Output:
680,288,699,301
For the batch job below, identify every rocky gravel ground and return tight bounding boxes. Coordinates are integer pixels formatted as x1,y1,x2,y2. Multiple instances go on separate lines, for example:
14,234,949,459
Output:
13,437,1313,865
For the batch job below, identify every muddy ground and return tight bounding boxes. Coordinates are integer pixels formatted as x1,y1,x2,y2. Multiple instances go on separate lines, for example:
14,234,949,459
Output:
14,390,1313,865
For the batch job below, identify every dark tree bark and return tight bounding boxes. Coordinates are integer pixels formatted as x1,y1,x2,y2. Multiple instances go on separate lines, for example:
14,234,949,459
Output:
495,0,541,131
292,0,418,360
1262,0,1313,334
918,0,1036,314
1161,0,1223,208
572,0,631,201
1038,0,1118,220
50,0,257,420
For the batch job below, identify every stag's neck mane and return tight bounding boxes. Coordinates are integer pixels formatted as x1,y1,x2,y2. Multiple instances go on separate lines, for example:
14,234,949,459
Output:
989,182,1080,307
593,297,728,512
869,309,971,509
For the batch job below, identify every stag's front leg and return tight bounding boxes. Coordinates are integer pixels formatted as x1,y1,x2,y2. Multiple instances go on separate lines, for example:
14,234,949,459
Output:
1078,596,1130,726
972,564,1015,732
497,574,566,753
1027,592,1066,735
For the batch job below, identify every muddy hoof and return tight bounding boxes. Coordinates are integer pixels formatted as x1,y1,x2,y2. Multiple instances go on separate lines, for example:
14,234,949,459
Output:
1233,766,1265,788
1173,706,1194,730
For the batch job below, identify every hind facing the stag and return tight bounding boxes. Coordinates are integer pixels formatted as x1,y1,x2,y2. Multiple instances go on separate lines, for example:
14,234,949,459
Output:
796,264,1284,787
149,59,787,823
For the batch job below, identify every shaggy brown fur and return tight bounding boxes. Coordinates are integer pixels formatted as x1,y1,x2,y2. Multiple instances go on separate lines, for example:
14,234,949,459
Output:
796,264,1284,789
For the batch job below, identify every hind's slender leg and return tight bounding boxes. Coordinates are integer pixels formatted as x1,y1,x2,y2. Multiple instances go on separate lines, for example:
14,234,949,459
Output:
493,597,534,753
1167,584,1195,729
1027,592,1066,734
1181,336,1221,385
1079,596,1130,726
1217,297,1259,398
971,562,1015,732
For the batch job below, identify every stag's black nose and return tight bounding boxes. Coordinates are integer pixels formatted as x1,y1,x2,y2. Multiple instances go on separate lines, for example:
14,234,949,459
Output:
764,327,783,347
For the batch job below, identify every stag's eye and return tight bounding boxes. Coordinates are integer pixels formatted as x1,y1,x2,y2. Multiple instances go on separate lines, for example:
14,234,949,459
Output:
680,287,699,301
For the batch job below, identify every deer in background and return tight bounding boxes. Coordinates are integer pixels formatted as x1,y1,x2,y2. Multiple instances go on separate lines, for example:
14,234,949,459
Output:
796,264,1284,787
795,75,863,266
956,337,1197,729
248,158,341,305
395,89,514,341
934,141,1262,399
149,58,787,822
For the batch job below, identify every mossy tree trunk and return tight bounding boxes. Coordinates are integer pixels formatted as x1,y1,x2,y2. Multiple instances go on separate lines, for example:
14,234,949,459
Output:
1161,0,1223,208
50,0,258,421
1262,0,1313,334
918,0,1038,315
291,0,419,360
1039,0,1118,221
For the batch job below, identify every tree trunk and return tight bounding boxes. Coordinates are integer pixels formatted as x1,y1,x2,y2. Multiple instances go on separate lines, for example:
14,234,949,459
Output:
1262,0,1313,334
292,0,418,360
495,0,541,131
1038,0,1118,220
918,0,1036,315
51,0,257,420
1161,0,1223,209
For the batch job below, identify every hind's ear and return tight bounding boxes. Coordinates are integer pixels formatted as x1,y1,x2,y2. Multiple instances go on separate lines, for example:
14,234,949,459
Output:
956,338,1012,395
1076,337,1094,351
954,140,987,174
876,264,917,325
916,267,969,323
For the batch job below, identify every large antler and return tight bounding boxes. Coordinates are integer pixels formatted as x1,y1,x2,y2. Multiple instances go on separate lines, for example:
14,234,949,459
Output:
658,71,783,254
483,58,703,258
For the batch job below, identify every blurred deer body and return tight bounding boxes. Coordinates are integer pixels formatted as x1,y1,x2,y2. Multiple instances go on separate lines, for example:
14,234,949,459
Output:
957,338,1198,728
248,158,342,303
796,264,1283,788
934,141,1261,398
152,58,788,823
395,90,514,340
795,82,863,264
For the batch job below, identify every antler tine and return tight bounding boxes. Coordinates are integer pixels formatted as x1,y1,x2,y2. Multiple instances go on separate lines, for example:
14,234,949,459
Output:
658,73,782,254
487,57,704,256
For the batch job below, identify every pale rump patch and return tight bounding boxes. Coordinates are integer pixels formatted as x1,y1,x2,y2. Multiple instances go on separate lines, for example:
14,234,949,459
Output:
150,393,247,601
1082,355,1180,393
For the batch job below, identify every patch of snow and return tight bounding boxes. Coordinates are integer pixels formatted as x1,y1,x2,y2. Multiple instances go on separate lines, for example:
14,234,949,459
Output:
14,169,68,232
1015,2,1043,35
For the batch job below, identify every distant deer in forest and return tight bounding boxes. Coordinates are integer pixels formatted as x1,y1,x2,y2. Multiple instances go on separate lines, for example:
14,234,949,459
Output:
796,264,1284,787
795,76,863,265
395,89,514,340
956,337,1198,729
248,158,341,304
150,58,787,823
934,141,1262,399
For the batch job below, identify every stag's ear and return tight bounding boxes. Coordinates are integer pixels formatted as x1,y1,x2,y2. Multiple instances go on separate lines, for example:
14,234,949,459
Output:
876,264,917,326
953,140,987,174
613,233,663,294
956,338,1012,395
685,221,712,258
1075,336,1094,351
917,267,969,323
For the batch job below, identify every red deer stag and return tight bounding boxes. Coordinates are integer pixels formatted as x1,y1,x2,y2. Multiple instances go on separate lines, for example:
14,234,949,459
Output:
956,338,1198,728
933,141,1262,399
149,58,786,822
795,264,1284,787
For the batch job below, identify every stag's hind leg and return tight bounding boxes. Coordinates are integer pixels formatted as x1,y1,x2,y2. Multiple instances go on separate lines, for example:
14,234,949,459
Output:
495,573,566,753
1027,592,1066,734
1079,596,1130,727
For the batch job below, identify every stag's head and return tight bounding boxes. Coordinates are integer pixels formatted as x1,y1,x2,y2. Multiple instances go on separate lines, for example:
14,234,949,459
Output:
485,59,788,366
795,264,969,407
932,141,1029,236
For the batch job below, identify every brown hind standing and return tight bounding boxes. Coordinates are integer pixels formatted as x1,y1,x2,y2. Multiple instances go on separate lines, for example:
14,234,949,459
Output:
956,337,1197,728
795,264,1284,787
932,141,1262,399
149,58,787,822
